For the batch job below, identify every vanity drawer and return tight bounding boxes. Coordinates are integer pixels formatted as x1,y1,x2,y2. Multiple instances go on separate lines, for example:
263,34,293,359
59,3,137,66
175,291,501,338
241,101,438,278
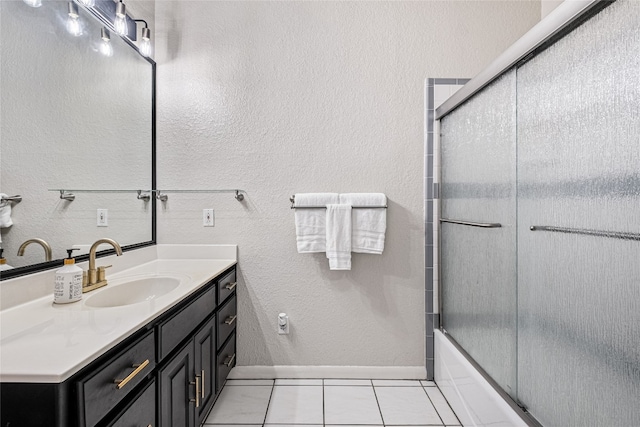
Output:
216,332,236,393
108,379,155,427
158,285,216,360
217,270,236,305
78,330,156,427
217,295,237,350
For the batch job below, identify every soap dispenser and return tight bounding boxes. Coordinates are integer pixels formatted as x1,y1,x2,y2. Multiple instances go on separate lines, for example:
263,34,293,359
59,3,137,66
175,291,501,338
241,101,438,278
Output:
0,248,14,271
54,248,83,304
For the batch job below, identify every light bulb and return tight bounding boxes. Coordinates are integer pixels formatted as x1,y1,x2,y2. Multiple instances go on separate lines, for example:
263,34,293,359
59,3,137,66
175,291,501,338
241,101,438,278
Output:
114,1,127,36
100,28,113,57
139,27,151,57
77,0,95,7
22,0,42,7
67,17,82,36
100,39,113,56
67,3,82,37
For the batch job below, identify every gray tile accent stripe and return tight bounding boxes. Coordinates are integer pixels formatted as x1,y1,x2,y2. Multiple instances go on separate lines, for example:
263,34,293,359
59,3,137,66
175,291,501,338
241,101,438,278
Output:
424,78,469,380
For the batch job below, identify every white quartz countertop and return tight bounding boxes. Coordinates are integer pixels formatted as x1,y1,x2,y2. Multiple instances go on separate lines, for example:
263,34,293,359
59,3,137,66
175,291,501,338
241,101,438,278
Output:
0,245,236,383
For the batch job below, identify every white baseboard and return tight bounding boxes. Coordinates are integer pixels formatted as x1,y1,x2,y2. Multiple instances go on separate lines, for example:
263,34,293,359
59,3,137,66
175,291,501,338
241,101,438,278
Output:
228,365,427,380
434,330,526,427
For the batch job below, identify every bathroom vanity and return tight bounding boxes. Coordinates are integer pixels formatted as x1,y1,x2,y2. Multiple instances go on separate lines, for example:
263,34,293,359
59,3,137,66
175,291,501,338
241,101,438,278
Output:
0,245,237,427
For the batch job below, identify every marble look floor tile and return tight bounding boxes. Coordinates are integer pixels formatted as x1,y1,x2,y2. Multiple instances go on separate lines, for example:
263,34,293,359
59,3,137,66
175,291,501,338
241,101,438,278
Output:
204,425,261,427
324,379,372,386
420,380,437,387
264,386,323,424
266,425,322,427
274,379,323,386
205,385,272,424
425,387,459,425
324,386,383,425
375,387,442,425
372,379,422,387
225,379,275,386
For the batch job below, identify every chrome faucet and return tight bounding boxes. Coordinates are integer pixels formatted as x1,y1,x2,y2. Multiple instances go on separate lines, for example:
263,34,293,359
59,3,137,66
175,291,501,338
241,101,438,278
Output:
83,238,123,293
17,238,53,262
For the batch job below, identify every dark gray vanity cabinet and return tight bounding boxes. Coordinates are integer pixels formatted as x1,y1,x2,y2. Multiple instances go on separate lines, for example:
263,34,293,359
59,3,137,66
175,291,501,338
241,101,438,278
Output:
0,265,237,427
159,341,196,426
107,379,156,427
158,315,218,427
194,316,217,426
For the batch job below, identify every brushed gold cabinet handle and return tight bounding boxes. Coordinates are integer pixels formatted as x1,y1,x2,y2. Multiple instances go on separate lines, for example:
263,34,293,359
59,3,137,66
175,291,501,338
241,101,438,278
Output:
225,282,237,291
201,369,205,397
223,353,236,367
224,315,237,325
114,359,150,389
190,375,200,407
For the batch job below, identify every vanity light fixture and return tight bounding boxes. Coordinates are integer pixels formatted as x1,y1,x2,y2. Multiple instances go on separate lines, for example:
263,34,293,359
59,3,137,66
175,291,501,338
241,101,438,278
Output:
114,0,128,36
67,2,83,37
135,19,152,57
22,0,42,8
99,27,113,57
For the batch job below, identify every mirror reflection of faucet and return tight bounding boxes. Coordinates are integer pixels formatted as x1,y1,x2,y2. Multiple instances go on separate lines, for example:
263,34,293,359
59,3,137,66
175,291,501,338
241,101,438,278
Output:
17,238,53,262
82,238,123,293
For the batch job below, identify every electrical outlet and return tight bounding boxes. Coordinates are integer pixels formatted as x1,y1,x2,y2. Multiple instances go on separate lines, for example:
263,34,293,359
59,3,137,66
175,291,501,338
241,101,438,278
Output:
97,209,108,227
203,209,214,227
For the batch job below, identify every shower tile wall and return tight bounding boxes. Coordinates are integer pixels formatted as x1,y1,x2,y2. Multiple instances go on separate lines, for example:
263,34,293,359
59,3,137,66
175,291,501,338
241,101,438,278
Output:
424,78,468,379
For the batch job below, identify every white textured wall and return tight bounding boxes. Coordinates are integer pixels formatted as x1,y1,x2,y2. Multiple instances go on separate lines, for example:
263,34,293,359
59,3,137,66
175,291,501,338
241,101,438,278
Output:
155,1,540,367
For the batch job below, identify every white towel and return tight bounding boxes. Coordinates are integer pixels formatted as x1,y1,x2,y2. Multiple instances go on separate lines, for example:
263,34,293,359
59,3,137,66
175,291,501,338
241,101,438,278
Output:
339,193,386,254
294,193,339,253
326,204,352,270
0,194,13,230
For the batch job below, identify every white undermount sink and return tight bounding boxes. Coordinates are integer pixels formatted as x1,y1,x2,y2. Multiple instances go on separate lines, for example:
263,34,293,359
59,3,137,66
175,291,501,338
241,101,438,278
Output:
84,275,184,308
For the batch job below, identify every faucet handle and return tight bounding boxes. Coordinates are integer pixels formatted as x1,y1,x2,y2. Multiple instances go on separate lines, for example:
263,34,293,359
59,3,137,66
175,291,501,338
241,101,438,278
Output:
97,265,113,282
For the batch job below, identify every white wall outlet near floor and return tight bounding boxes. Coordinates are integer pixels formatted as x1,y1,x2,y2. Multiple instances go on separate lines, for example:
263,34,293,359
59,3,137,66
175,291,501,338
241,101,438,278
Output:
97,209,108,227
203,209,215,227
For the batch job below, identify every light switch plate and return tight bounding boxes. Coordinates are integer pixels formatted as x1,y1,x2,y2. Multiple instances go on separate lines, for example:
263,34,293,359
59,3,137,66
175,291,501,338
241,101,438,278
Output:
203,209,214,227
97,209,108,227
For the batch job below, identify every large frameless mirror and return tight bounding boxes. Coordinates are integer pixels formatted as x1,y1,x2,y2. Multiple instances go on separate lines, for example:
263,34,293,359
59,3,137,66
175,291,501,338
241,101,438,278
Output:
0,0,155,279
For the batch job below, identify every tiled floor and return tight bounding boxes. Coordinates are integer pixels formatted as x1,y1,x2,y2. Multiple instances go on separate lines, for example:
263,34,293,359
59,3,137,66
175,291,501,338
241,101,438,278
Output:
203,379,461,426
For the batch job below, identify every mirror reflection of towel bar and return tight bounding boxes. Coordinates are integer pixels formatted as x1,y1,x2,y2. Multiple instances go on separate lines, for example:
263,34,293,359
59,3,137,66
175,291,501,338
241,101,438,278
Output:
440,218,502,228
0,195,21,203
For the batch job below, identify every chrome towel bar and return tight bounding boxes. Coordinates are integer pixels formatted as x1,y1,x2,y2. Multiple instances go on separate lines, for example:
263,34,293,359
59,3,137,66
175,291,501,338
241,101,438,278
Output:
440,218,502,228
530,225,640,241
289,195,387,210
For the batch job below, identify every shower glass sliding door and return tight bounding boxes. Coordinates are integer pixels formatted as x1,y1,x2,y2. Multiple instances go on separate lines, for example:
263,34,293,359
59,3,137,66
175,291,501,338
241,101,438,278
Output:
439,1,640,425
516,1,640,425
440,69,517,398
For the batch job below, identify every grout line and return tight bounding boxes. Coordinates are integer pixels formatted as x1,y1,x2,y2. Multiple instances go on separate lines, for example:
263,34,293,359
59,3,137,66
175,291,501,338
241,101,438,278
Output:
371,379,386,426
421,384,445,426
435,383,463,426
322,379,326,426
262,382,276,426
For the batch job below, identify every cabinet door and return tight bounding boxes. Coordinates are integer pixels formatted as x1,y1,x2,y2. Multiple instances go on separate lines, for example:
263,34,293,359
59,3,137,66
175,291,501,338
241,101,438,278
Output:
159,343,195,427
194,316,216,426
